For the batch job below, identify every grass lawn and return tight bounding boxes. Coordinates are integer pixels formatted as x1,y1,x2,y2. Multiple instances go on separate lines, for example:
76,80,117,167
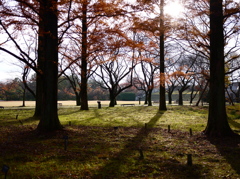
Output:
0,103,240,178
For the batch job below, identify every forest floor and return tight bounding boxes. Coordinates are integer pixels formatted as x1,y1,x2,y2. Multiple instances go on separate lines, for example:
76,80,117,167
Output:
0,105,240,178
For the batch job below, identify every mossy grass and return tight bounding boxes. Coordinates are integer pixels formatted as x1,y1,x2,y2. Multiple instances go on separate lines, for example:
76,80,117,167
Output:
0,104,239,178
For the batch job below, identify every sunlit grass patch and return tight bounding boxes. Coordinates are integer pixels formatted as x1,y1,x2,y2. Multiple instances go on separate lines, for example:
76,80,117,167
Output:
0,105,239,135
58,105,209,132
59,106,161,127
155,106,208,132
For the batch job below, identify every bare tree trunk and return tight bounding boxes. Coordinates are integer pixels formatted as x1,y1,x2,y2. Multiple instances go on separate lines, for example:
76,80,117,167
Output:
80,1,89,110
144,91,148,105
204,0,235,137
147,90,153,106
159,0,167,111
76,92,81,106
109,92,116,107
196,81,209,106
22,87,26,107
37,0,62,132
34,6,45,118
226,88,234,106
178,90,183,105
168,92,172,104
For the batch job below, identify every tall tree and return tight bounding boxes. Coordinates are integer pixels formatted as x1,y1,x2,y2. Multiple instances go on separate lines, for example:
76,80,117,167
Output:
35,0,45,118
58,0,132,110
36,0,62,132
159,0,167,110
134,0,180,110
203,0,235,137
0,0,79,131
80,0,89,110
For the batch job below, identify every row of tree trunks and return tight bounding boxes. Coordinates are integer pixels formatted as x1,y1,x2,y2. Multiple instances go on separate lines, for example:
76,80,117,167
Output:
1,0,236,136
157,0,236,137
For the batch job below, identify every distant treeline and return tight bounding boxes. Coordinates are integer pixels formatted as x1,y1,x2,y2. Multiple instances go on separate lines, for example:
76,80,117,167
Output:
0,77,137,101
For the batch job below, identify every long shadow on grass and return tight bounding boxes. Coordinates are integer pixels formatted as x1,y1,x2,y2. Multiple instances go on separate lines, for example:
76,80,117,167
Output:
0,116,39,126
228,119,240,134
58,108,81,116
209,135,240,175
91,111,163,178
91,110,206,179
92,110,206,178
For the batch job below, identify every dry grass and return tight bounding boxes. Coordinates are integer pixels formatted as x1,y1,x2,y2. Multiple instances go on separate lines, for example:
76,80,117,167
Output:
0,100,140,108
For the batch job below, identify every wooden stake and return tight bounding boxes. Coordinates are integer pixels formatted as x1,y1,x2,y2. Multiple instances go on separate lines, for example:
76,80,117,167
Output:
64,135,68,151
187,154,192,166
168,125,170,133
139,149,144,160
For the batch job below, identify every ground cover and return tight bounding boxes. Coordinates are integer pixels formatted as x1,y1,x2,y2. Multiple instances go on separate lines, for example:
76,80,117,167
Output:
0,105,239,178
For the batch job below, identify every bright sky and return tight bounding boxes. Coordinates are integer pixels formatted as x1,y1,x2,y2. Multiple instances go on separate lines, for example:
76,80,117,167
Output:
0,54,21,82
164,1,184,18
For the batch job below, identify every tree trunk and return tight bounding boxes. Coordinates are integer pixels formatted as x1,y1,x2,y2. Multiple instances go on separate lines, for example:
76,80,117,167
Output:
109,91,115,107
204,0,235,137
80,1,89,110
196,81,209,106
178,90,183,105
226,88,234,106
76,92,81,106
109,99,115,107
159,0,167,111
37,0,62,132
34,72,42,118
189,96,193,105
168,91,173,104
189,84,197,105
34,1,45,118
144,91,148,105
147,90,153,106
22,87,26,107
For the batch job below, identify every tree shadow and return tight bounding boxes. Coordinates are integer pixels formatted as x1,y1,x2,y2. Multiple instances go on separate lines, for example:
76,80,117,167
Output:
0,124,118,178
0,116,39,127
57,108,81,116
208,135,240,175
0,107,210,178
91,111,164,178
228,119,240,134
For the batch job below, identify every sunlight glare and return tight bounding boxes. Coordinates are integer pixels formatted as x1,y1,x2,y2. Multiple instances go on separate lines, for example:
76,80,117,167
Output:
164,1,184,18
